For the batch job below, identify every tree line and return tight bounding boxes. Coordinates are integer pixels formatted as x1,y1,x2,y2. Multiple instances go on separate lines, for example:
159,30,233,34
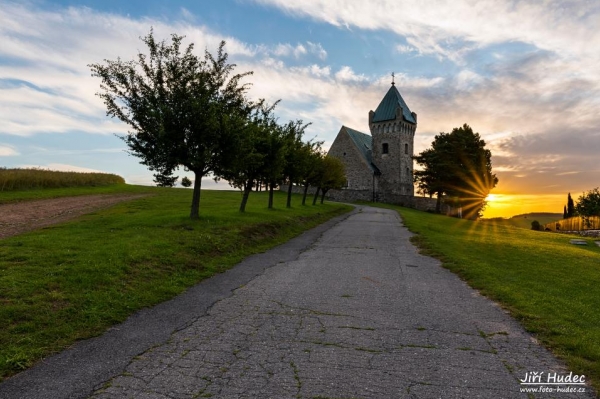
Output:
562,189,600,226
90,30,345,219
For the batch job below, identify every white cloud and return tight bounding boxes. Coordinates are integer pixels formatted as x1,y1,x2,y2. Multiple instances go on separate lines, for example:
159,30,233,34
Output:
0,145,18,156
252,0,600,64
306,41,327,60
335,66,367,83
271,41,327,59
0,2,255,137
396,44,417,54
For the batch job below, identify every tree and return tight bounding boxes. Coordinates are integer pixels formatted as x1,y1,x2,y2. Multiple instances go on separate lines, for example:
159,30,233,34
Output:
181,176,192,187
575,188,600,228
299,143,324,206
261,122,288,209
89,30,252,219
567,193,575,218
154,173,178,187
281,120,311,208
318,156,346,204
563,205,568,220
413,124,498,219
531,220,541,231
216,101,277,212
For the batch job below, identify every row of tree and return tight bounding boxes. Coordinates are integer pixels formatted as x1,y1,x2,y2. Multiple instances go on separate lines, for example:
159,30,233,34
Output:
413,124,498,219
563,189,600,220
90,30,345,219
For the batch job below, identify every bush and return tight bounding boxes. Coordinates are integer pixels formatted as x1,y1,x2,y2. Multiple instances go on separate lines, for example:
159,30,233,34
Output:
531,220,541,231
181,177,192,188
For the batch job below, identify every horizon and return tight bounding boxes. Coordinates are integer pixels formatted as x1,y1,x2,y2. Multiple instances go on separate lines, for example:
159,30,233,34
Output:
1,0,598,219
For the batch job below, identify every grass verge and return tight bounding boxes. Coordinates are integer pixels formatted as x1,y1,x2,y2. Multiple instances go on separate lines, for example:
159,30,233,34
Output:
0,187,351,380
371,203,600,393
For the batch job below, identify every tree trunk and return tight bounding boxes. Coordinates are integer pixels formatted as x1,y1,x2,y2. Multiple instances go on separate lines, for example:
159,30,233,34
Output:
312,187,320,205
320,189,328,204
435,191,442,213
286,181,293,208
240,180,253,212
190,171,203,219
268,181,274,209
302,183,309,205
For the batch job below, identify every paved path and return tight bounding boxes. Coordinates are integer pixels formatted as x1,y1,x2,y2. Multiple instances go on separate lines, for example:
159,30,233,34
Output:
1,207,594,398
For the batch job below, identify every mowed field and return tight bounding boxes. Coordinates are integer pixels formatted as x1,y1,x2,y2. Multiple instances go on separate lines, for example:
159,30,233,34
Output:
482,213,564,230
374,203,600,394
0,185,352,380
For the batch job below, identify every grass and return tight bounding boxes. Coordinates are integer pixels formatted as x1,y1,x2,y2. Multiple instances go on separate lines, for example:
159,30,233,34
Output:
482,213,563,230
0,187,351,380
0,183,155,204
0,168,124,191
371,203,600,393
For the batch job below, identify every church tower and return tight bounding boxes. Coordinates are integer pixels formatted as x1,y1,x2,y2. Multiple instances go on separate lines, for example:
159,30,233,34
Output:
368,78,417,197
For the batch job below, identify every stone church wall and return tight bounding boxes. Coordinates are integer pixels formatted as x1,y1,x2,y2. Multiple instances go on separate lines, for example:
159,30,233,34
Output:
327,130,374,191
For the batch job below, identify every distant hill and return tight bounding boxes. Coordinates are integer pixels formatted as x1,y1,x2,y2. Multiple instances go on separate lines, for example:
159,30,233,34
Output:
482,213,563,229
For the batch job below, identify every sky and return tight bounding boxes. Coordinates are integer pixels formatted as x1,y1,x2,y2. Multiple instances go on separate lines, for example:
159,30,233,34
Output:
1,0,599,218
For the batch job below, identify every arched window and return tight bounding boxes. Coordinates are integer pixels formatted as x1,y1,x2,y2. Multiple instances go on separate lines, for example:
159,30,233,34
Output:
404,143,409,154
382,143,389,154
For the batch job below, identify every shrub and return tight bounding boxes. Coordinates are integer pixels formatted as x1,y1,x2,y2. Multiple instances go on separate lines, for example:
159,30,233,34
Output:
181,177,192,188
531,220,541,231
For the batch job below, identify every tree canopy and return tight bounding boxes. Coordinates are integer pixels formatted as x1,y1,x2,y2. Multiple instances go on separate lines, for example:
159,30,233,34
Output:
576,187,600,228
89,30,253,219
414,124,498,219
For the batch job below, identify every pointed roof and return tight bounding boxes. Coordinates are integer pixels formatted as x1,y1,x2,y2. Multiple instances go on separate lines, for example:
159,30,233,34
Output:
342,126,381,174
372,85,416,124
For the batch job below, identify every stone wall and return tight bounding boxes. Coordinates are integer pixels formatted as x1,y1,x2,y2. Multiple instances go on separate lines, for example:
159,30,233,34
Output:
280,184,453,214
328,128,374,190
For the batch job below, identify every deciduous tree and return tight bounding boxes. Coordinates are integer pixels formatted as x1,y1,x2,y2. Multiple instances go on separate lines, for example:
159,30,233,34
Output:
414,124,498,219
89,30,252,219
575,187,600,228
318,156,346,204
281,121,312,208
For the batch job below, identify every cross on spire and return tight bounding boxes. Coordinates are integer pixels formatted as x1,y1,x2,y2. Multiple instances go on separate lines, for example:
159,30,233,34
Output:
391,72,395,85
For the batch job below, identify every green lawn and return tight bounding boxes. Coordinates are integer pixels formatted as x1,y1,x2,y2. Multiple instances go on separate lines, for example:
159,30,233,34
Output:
0,186,351,380
372,204,600,393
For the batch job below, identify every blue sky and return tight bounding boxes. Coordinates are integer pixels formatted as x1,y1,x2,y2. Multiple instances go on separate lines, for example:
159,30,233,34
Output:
1,0,599,216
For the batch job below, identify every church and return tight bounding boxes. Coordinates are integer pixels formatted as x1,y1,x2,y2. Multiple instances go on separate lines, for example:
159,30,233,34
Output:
327,80,417,203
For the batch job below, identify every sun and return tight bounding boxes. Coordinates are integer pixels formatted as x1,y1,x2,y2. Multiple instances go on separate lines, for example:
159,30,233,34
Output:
486,194,498,202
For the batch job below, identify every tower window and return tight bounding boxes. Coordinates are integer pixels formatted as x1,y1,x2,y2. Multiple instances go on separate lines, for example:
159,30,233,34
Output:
382,143,389,154
404,143,409,154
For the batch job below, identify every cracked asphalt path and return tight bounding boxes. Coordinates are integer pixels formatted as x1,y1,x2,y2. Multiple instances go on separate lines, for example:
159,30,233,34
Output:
3,206,595,398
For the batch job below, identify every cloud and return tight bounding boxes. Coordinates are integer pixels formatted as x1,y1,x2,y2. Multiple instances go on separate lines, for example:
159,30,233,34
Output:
271,41,327,59
0,144,18,156
335,66,367,83
251,0,600,64
1,1,598,203
0,2,255,137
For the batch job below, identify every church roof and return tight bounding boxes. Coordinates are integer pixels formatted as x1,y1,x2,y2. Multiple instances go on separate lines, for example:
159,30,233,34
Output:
372,85,416,124
342,126,381,174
